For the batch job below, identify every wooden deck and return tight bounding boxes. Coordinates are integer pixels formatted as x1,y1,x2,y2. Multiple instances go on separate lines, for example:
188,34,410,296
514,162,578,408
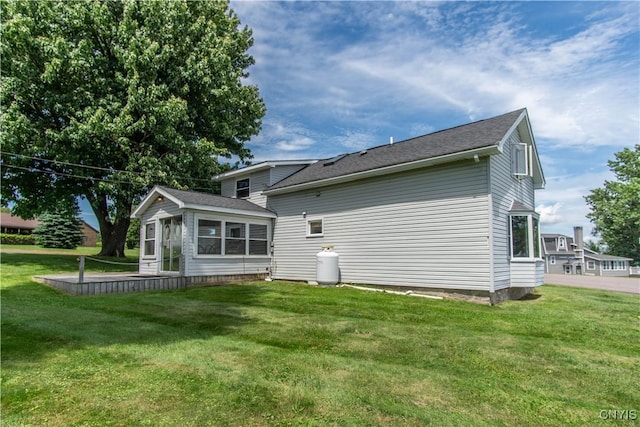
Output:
35,272,268,296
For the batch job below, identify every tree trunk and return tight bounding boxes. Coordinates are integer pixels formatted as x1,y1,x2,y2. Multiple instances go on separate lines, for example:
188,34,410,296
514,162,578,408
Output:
88,192,132,258
98,218,130,257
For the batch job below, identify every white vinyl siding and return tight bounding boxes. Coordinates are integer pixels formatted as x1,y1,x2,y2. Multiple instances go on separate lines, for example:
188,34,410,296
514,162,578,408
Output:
489,130,537,290
219,165,308,208
510,260,545,287
269,161,492,291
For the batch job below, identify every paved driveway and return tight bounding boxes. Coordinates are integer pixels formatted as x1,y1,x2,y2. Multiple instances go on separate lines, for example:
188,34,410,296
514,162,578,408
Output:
545,274,640,295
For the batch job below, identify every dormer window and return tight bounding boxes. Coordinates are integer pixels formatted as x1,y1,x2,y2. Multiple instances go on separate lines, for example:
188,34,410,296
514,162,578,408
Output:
558,237,566,250
236,178,250,198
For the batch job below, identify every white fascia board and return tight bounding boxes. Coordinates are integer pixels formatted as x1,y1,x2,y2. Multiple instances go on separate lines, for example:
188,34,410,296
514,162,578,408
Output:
264,146,500,196
182,203,277,219
214,160,318,181
131,186,182,218
499,109,545,190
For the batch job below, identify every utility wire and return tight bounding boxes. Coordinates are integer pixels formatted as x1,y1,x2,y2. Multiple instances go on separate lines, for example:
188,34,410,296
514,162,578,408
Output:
1,163,215,193
0,151,222,184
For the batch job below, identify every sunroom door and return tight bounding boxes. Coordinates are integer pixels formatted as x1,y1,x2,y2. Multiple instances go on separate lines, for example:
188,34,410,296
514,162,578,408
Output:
161,216,182,273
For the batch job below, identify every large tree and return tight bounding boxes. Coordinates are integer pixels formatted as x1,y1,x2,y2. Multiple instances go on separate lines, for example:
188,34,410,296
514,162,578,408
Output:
585,145,640,264
1,0,265,256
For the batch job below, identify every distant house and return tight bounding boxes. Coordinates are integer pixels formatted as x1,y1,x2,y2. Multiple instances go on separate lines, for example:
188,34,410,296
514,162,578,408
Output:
133,109,546,303
541,227,633,277
0,212,99,247
0,212,40,235
80,221,100,247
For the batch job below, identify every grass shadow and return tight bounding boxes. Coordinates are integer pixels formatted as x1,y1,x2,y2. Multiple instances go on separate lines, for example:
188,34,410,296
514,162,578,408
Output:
2,252,268,363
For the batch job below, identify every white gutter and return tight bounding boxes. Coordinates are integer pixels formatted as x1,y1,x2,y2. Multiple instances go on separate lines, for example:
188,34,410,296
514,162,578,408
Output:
264,145,500,196
214,160,317,181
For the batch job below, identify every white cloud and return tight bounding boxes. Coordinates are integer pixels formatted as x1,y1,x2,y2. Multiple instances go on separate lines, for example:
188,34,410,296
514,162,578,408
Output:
537,202,564,225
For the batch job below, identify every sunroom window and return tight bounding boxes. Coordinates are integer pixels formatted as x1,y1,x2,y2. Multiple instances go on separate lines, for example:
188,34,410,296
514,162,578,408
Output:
195,217,270,256
225,222,246,255
510,213,540,259
143,222,156,257
197,219,221,255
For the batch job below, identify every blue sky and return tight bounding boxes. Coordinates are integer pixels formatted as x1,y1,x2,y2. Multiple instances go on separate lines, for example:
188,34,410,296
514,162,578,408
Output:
75,1,638,241
224,0,639,240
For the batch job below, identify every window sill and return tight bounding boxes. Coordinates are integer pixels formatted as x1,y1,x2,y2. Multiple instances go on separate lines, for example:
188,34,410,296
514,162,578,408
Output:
193,254,270,259
510,258,543,263
306,234,324,238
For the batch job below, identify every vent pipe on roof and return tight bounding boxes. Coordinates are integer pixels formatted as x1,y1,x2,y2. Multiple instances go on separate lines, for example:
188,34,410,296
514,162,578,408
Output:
389,136,394,145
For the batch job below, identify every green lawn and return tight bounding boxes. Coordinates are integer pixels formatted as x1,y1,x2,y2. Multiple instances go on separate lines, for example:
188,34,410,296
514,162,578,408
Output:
1,252,638,426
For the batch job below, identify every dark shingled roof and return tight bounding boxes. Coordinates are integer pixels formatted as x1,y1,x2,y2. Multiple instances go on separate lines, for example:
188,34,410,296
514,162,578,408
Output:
269,109,526,191
157,186,274,215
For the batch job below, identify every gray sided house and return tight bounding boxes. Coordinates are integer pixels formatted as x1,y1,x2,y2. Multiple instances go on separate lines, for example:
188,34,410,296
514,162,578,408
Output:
133,109,546,303
541,227,633,277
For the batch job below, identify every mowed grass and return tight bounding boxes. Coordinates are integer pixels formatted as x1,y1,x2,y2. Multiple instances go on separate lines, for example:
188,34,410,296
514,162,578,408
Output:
1,253,638,426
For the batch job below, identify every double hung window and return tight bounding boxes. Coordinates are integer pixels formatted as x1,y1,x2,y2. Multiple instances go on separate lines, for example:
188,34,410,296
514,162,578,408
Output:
197,220,222,255
236,179,250,198
143,222,156,257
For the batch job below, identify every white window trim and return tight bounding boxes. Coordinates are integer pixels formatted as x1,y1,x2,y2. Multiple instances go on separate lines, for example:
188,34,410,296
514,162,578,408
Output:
550,255,556,265
512,142,529,177
194,214,270,258
509,213,541,261
558,237,566,250
142,220,157,259
306,217,324,237
587,260,596,270
196,218,222,256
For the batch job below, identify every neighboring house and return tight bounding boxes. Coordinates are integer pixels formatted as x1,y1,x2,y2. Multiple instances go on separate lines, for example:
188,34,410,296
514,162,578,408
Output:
133,108,546,303
0,212,99,247
80,221,100,247
541,227,633,277
0,212,40,234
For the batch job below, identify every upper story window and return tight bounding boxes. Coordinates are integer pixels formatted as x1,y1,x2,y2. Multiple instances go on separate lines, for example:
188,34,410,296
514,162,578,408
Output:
236,178,250,198
510,213,540,259
512,143,529,177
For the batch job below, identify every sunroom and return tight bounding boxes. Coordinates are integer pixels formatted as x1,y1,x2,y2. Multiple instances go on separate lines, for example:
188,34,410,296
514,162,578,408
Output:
131,186,276,279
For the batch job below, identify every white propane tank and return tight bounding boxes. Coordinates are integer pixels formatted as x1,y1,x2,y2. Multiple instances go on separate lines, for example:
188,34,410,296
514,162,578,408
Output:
316,245,339,286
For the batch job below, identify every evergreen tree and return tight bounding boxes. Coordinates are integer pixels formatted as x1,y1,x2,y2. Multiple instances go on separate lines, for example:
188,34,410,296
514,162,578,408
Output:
33,211,85,249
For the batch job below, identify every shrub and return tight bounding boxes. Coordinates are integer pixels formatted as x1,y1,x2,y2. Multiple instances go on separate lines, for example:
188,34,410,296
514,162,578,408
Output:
0,233,36,245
